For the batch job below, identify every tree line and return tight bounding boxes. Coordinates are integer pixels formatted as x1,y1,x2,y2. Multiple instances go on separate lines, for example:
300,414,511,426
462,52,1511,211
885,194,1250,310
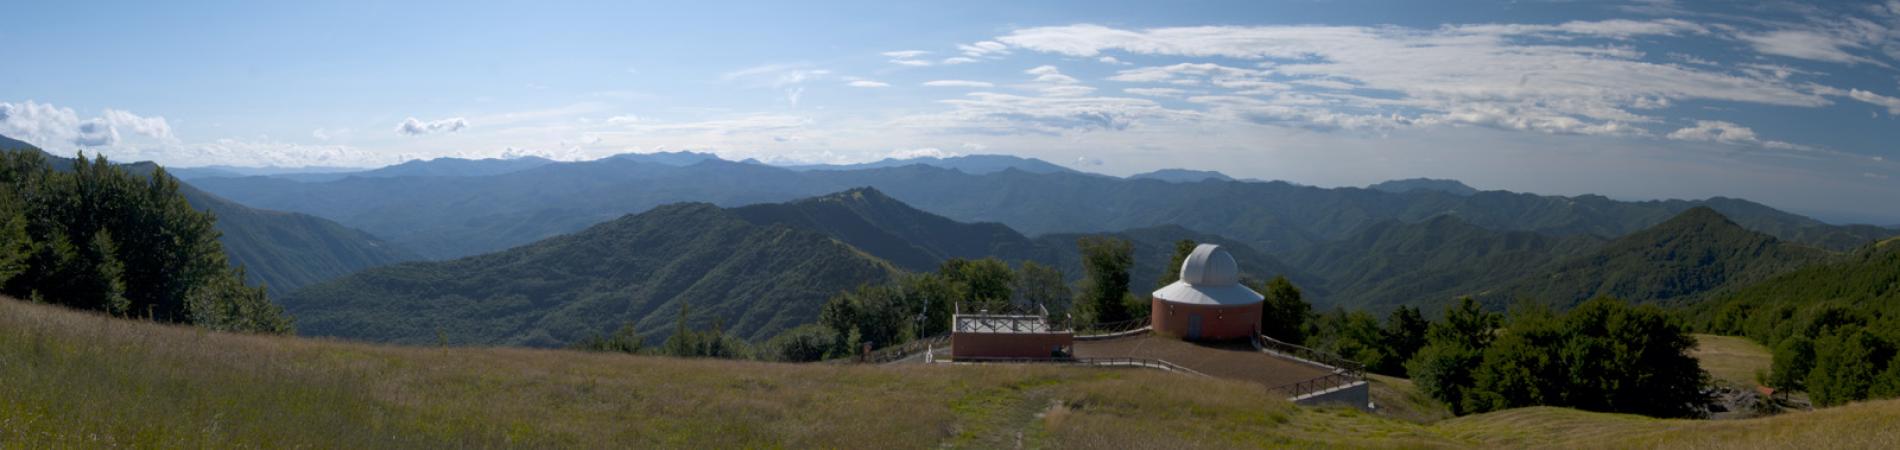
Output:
0,151,289,333
1696,244,1900,407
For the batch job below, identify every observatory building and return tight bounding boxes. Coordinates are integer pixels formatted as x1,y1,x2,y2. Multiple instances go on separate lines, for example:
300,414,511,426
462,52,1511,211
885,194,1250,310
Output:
1150,244,1264,341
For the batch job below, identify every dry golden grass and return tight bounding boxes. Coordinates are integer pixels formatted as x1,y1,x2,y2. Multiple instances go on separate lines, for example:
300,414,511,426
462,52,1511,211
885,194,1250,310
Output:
1366,374,1454,424
6,296,1900,449
1691,334,1773,389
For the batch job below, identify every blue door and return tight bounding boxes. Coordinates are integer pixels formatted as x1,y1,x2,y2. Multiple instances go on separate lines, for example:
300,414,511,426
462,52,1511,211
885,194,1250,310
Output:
1188,314,1203,340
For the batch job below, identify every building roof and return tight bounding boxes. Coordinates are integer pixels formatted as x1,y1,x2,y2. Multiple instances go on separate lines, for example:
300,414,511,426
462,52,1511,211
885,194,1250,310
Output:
1152,244,1265,306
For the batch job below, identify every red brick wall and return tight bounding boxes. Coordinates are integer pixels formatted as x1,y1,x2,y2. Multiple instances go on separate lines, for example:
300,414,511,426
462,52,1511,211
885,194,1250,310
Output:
1150,297,1262,341
951,332,1075,359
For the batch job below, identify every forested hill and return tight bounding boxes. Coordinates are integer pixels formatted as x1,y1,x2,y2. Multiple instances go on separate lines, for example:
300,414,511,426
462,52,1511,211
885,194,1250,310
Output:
281,201,903,347
1287,214,1606,312
729,187,1050,272
174,186,417,291
0,136,417,292
1486,207,1831,309
1695,238,1900,345
190,155,1896,263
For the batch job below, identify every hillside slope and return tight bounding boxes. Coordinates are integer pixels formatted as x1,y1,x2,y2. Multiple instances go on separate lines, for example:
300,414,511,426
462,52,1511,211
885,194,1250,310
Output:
1692,238,1900,344
9,296,1900,448
1289,214,1605,312
729,187,1050,272
1489,207,1831,309
282,202,901,347
0,137,416,292
178,185,418,291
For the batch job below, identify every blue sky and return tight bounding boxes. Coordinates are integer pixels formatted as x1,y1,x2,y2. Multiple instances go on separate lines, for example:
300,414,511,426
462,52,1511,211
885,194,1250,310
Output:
3,0,1899,223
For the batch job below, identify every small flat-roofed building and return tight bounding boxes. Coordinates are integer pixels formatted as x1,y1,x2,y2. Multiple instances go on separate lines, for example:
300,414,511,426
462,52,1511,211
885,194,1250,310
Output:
1151,244,1265,341
949,308,1073,359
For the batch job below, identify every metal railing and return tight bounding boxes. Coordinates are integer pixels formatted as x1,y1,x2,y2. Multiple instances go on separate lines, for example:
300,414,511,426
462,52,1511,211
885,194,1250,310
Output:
1254,333,1365,377
1266,372,1362,399
1073,316,1152,336
951,356,1208,376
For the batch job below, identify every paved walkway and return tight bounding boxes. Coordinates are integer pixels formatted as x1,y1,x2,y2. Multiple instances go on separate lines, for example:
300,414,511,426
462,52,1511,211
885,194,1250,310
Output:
1072,333,1342,390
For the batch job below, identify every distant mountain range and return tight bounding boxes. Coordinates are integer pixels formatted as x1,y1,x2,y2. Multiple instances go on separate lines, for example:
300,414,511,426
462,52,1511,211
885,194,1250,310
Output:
1368,178,1479,196
1128,169,1234,183
0,135,416,292
187,153,1897,266
777,154,1079,175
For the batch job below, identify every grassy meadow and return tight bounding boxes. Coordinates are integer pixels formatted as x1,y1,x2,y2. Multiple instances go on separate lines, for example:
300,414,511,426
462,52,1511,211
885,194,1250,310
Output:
6,296,1900,449
1690,334,1775,389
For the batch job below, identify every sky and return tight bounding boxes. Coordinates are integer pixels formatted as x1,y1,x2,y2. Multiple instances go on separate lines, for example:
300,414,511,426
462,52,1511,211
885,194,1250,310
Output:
2,0,1899,223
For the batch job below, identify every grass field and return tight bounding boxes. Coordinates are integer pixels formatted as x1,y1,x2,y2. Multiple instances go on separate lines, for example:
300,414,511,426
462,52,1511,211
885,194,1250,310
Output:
1691,334,1774,389
6,297,1900,449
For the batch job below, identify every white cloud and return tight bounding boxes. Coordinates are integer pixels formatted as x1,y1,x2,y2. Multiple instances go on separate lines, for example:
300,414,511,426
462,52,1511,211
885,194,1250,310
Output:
0,101,173,150
941,57,980,65
911,92,1194,135
102,109,174,141
1123,87,1189,97
888,59,933,67
607,115,642,125
722,63,832,88
396,117,469,136
881,50,930,58
957,40,1011,58
847,80,891,88
1740,30,1873,65
1098,56,1128,65
1848,89,1900,114
922,80,995,88
1666,120,1806,150
885,147,957,159
989,23,1834,140
1026,65,1079,84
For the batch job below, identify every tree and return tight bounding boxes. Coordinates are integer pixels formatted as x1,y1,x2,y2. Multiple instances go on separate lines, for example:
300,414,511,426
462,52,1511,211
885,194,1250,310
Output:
1075,236,1134,324
1408,297,1499,415
0,151,289,333
762,324,838,362
0,186,27,286
1808,329,1895,407
1156,239,1196,288
77,230,130,315
1466,307,1565,413
1253,276,1311,344
1013,261,1070,319
1768,336,1816,391
1381,305,1430,375
572,321,647,354
941,257,1015,312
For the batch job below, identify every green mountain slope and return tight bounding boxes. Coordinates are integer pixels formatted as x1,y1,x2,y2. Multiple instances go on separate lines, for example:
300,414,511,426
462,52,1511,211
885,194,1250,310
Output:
1289,214,1605,312
1691,238,1900,342
177,186,417,291
730,187,1050,272
1489,207,1831,308
0,136,416,292
281,202,902,347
